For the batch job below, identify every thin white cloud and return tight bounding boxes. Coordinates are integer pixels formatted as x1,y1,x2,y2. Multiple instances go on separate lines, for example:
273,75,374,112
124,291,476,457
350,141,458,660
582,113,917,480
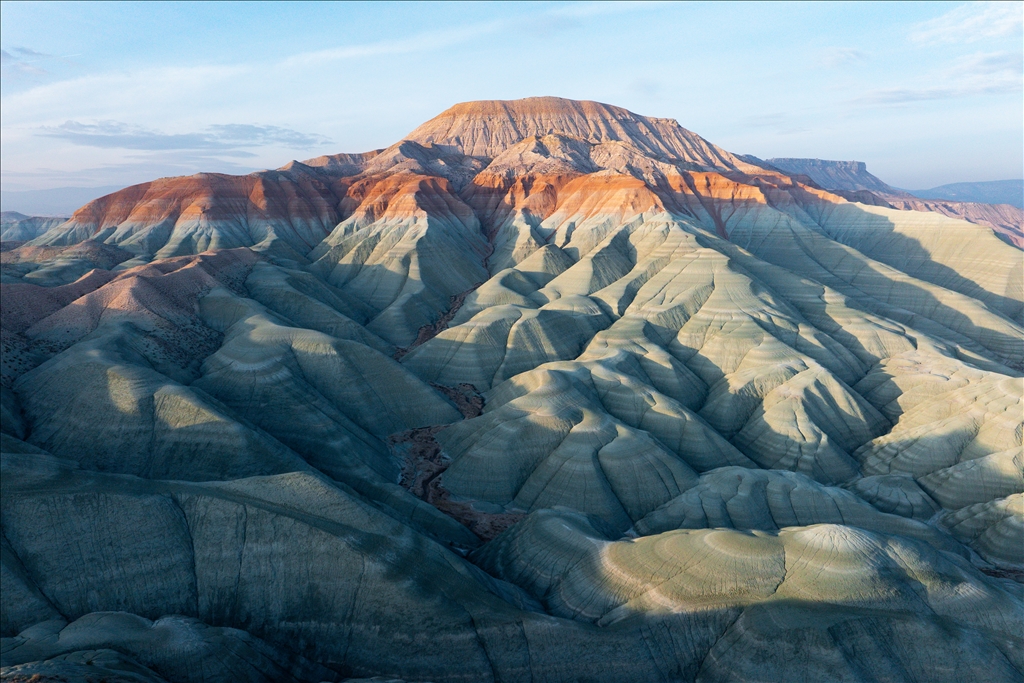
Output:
948,50,1024,77
856,48,1022,105
6,46,50,59
1,154,260,191
0,64,249,131
279,3,663,68
910,1,1023,44
856,79,1020,105
39,120,331,151
279,21,505,69
821,47,868,69
1,47,49,77
0,46,83,79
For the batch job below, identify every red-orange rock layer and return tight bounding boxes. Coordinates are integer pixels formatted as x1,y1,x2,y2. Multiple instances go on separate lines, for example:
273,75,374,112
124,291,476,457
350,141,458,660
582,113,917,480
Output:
68,173,339,230
405,97,760,172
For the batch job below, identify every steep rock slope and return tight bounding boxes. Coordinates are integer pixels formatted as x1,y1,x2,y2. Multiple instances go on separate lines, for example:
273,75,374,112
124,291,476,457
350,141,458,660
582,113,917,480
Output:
2,97,1022,683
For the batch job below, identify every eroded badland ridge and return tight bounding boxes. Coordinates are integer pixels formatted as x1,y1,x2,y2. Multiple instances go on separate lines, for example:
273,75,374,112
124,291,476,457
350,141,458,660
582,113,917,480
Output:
2,97,1022,683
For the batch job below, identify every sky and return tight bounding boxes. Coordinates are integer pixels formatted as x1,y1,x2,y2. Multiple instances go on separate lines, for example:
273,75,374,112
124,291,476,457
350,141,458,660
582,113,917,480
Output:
1,0,1022,206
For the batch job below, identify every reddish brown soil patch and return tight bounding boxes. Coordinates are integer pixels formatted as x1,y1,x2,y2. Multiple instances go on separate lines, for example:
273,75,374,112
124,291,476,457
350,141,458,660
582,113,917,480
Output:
1,245,67,264
1,269,115,334
980,567,1024,583
393,285,481,361
431,382,484,418
390,427,524,541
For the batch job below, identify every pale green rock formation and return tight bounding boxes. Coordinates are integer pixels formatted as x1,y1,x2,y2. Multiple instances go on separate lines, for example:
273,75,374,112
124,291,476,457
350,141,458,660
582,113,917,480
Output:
634,466,960,554
473,508,1022,634
308,176,490,346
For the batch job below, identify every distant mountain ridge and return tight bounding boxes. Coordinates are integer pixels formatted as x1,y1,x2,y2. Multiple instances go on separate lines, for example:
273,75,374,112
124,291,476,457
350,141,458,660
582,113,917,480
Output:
765,157,1023,247
910,180,1023,209
0,185,126,216
0,211,69,242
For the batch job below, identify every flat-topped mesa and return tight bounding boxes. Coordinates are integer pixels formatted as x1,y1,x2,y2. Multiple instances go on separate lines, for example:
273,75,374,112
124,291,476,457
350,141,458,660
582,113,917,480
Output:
404,96,760,171
767,158,911,196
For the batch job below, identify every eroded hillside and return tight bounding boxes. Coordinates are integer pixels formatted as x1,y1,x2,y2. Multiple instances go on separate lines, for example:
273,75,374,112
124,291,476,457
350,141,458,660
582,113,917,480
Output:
2,97,1022,683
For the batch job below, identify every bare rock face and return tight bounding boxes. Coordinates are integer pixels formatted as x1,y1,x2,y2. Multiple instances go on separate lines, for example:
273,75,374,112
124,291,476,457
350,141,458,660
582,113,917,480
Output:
2,97,1022,682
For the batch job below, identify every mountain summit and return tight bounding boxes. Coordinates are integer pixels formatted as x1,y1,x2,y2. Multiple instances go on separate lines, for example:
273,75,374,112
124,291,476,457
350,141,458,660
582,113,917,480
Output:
404,96,756,170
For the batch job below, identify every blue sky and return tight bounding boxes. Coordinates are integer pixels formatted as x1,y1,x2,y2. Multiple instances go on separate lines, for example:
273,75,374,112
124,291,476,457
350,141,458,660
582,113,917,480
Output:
1,1,1021,195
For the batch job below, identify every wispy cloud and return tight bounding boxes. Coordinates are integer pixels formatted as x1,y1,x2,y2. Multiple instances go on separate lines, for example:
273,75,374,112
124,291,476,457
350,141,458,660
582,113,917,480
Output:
279,3,663,68
1,47,50,77
280,21,504,68
5,46,49,59
855,49,1022,105
209,124,331,148
948,50,1024,77
855,77,1020,105
821,48,868,69
39,120,331,152
740,112,810,135
1,64,247,123
544,1,662,19
910,1,1023,44
1,154,261,191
